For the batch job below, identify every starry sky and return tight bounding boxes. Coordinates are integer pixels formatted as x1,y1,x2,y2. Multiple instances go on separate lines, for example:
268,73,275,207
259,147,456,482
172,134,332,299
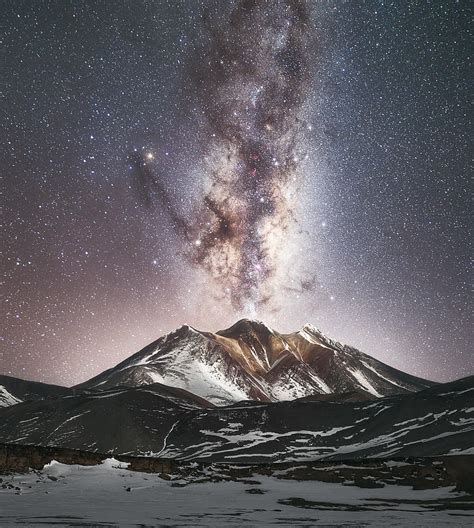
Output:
2,0,472,387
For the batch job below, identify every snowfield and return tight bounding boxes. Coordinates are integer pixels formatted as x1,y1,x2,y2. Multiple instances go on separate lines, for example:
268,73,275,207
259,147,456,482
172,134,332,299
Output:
0,459,472,527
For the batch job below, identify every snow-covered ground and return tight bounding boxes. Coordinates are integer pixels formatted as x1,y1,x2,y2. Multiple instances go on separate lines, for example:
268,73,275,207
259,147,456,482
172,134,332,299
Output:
1,459,472,527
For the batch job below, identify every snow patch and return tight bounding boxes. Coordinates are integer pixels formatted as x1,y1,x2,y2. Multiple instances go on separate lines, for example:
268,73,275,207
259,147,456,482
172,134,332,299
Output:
0,386,22,407
347,368,383,397
360,360,409,390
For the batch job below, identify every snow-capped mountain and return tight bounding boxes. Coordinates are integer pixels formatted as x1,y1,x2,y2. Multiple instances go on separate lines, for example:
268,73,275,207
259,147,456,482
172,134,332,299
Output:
76,319,434,405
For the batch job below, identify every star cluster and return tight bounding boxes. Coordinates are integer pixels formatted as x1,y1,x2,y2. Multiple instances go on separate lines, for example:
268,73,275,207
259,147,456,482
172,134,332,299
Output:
2,0,471,385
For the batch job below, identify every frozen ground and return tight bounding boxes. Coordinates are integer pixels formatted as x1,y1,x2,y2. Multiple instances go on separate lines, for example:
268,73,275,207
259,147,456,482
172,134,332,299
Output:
0,459,472,527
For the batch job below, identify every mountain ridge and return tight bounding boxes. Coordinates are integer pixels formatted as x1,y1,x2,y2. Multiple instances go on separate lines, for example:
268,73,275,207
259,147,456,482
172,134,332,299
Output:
0,375,471,461
75,319,435,405
0,375,73,408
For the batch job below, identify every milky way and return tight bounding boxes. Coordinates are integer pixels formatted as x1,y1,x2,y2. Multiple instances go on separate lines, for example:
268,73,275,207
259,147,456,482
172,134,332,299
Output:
134,0,313,312
192,0,313,311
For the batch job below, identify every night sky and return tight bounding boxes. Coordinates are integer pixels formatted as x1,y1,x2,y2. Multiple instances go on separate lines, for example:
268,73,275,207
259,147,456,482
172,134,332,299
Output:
2,1,472,387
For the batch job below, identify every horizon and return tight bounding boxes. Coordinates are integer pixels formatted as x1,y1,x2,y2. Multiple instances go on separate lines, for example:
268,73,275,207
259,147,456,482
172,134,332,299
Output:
2,316,464,388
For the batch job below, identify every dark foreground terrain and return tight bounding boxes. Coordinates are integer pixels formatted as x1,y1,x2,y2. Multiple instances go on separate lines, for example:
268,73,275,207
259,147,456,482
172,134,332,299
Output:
1,443,473,527
1,376,472,461
1,442,473,493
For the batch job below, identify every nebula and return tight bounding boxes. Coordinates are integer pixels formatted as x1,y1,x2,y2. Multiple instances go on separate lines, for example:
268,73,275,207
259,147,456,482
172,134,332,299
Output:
191,0,313,310
132,0,313,312
128,149,190,241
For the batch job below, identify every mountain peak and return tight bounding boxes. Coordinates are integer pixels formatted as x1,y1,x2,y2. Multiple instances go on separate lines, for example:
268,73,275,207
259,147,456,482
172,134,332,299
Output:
76,319,435,405
217,318,275,336
177,323,195,332
301,322,323,336
171,324,201,339
297,323,326,343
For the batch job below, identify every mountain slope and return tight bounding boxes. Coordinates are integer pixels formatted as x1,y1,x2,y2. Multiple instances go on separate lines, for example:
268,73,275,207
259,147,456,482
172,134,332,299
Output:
0,383,213,453
161,376,474,462
0,386,22,408
77,319,434,405
0,377,471,461
0,375,72,407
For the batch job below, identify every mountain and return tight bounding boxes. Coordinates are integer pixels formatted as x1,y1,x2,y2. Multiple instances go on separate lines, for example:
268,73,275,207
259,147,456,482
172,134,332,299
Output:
0,375,72,408
76,319,435,405
0,382,213,453
3,319,460,463
161,376,474,463
0,376,472,461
